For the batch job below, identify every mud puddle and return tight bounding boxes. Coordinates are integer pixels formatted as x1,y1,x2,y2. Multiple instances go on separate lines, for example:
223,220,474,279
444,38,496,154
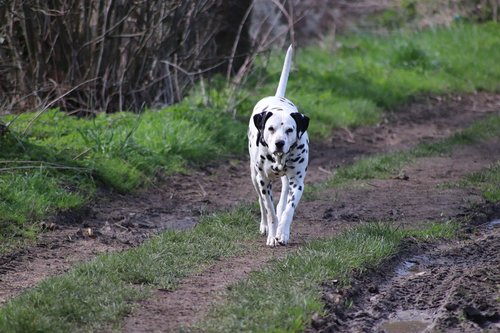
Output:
379,310,431,333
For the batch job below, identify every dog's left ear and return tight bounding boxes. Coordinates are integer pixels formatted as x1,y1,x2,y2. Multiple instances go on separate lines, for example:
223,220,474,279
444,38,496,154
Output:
291,112,310,139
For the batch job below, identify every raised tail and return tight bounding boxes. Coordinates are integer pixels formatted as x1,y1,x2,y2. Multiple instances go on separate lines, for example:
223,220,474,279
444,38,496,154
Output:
275,45,293,98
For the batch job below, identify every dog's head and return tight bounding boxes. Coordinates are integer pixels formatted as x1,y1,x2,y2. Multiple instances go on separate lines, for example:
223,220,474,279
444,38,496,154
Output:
253,110,309,158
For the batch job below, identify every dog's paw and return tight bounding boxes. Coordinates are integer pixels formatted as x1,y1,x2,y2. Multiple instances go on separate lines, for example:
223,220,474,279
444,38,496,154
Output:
266,236,279,247
275,225,290,245
277,234,289,246
260,222,268,235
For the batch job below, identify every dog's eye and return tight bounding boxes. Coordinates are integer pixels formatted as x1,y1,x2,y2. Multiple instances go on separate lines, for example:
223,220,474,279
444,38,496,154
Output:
286,128,294,134
268,126,275,132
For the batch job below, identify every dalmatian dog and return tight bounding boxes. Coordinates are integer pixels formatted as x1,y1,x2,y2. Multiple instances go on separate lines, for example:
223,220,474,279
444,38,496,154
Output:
248,45,310,247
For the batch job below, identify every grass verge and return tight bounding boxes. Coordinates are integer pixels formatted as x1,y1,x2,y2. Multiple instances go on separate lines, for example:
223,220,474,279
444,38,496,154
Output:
315,114,500,190
0,206,257,332
194,221,459,332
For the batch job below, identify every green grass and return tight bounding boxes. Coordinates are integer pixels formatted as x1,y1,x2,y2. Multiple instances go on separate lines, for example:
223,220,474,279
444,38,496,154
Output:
454,162,500,202
194,221,458,332
0,106,247,252
0,206,258,332
2,22,500,252
321,114,500,188
273,23,500,137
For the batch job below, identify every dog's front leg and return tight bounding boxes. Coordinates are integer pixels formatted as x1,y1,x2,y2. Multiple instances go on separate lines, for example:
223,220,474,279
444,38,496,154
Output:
251,165,268,235
256,174,279,246
276,180,305,245
276,176,289,220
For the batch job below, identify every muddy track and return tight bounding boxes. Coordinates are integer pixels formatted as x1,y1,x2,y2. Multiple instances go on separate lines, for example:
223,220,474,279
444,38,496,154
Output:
0,93,499,331
310,204,500,332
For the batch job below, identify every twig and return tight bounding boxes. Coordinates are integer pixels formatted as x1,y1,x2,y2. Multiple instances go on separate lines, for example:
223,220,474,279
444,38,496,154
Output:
226,1,255,81
73,148,92,160
0,165,90,173
22,78,99,136
318,166,333,175
197,180,207,197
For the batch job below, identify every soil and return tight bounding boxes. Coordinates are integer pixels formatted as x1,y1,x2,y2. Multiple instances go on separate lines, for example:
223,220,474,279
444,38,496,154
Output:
0,92,499,332
309,204,500,333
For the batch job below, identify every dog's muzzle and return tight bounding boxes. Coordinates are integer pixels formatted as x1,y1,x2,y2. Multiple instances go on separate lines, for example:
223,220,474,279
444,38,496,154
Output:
273,151,285,170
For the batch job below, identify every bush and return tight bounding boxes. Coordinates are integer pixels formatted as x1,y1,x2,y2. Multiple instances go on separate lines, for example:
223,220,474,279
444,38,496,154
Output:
0,0,251,113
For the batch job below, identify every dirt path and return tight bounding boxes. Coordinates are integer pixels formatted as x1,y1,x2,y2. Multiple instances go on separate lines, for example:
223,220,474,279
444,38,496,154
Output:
0,93,499,331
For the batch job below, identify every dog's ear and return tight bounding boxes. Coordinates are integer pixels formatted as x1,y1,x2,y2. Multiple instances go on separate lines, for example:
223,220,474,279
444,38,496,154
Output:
291,112,310,139
253,111,273,147
253,111,273,130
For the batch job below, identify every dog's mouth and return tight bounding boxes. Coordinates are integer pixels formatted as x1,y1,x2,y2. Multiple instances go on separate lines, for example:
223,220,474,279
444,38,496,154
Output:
273,151,285,168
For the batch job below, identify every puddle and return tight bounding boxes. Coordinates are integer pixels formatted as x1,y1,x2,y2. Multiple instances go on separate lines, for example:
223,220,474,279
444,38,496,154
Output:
379,310,431,333
394,255,428,277
487,219,500,229
380,320,429,333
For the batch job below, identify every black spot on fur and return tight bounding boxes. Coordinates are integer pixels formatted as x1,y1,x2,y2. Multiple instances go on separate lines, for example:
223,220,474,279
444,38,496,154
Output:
258,167,263,171
292,203,295,208
301,149,306,154
298,157,305,164
288,165,295,169
266,154,275,162
261,189,266,195
260,155,265,160
260,180,264,186
297,144,305,149
299,186,302,191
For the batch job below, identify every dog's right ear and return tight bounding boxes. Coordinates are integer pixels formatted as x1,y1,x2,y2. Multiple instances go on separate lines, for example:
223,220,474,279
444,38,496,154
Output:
253,111,273,147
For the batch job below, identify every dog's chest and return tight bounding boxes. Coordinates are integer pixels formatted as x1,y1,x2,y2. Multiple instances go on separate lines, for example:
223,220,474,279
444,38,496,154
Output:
257,145,307,178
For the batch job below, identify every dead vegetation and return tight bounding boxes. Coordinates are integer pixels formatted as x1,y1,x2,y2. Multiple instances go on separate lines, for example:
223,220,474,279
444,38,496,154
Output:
0,0,252,113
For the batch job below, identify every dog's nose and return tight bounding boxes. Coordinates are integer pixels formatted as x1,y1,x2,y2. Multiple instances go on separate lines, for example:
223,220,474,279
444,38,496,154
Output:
275,140,285,150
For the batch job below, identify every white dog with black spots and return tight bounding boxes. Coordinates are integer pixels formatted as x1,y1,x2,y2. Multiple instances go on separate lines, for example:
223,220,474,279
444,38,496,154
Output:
248,45,310,247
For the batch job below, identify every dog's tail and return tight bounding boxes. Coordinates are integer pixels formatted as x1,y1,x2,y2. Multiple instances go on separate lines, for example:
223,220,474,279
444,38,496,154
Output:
275,45,293,98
